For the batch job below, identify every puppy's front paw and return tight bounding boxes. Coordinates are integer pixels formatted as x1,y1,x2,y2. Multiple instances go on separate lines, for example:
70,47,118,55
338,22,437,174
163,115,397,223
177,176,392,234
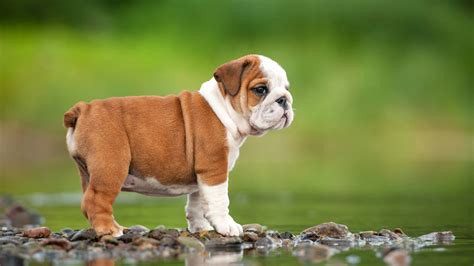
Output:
188,218,214,233
211,215,243,237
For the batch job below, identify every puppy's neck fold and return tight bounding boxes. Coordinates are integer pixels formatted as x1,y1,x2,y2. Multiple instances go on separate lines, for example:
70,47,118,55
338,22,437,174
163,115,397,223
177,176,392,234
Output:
199,78,249,143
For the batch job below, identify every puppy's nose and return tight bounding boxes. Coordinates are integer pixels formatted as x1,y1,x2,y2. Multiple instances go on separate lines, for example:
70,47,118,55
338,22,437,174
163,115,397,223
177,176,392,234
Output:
276,97,288,110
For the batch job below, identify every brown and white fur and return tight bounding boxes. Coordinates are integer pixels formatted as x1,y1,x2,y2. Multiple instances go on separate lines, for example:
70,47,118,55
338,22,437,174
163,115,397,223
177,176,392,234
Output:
64,54,294,237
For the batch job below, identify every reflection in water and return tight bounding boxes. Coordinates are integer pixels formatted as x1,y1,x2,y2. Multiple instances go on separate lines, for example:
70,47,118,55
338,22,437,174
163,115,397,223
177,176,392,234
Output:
88,258,115,266
185,250,244,266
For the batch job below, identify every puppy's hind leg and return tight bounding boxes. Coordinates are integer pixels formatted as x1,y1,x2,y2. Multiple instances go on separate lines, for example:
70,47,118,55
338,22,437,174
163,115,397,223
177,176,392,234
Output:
81,154,130,237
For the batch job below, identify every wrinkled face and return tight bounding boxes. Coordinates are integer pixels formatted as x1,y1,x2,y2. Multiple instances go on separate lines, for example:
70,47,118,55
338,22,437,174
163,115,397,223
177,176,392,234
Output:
214,55,294,135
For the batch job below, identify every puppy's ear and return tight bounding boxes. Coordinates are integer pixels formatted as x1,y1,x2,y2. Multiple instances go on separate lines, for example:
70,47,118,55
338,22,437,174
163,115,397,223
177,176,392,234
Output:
213,58,251,96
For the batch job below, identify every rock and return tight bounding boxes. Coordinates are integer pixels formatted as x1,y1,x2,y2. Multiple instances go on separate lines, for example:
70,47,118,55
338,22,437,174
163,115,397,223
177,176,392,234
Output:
358,231,378,239
70,228,97,241
255,236,274,249
0,236,20,245
280,231,295,240
302,222,350,240
118,232,139,243
5,204,43,227
243,232,259,242
205,236,242,249
242,224,264,235
160,236,179,247
125,225,150,235
418,231,455,242
383,249,411,266
177,236,205,251
393,228,406,236
379,229,402,240
59,228,76,238
100,235,119,245
132,237,160,249
23,227,51,238
40,238,72,250
148,228,179,240
294,243,338,263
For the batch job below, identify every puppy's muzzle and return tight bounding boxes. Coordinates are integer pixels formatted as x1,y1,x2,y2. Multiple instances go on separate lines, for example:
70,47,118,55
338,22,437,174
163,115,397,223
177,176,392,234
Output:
275,96,288,110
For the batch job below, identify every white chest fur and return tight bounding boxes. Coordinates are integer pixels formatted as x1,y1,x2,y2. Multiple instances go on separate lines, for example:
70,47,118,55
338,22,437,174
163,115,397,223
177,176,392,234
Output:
227,131,245,171
121,175,198,196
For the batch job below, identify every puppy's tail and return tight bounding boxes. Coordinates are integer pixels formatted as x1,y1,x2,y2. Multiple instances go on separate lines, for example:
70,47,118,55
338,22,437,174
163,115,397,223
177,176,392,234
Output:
63,101,86,128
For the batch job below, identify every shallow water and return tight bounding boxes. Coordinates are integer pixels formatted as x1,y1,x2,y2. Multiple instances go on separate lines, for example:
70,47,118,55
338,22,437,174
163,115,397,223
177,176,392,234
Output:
8,191,474,265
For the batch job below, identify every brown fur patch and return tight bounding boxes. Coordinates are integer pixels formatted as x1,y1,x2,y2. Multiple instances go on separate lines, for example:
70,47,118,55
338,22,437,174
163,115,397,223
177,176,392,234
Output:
213,55,266,117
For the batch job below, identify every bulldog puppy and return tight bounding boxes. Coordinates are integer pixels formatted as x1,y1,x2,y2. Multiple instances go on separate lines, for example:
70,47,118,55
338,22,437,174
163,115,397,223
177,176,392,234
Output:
64,54,294,237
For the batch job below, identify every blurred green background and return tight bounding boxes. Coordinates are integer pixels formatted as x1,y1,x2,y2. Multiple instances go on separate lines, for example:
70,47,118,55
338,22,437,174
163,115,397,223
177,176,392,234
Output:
0,0,472,242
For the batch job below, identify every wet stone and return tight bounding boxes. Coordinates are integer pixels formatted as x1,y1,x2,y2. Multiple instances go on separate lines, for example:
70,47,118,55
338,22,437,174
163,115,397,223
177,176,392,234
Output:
177,236,205,251
100,235,119,245
418,231,455,242
0,236,20,245
70,228,97,241
148,228,179,240
243,232,259,242
242,224,264,235
23,227,51,238
379,229,403,241
302,222,350,240
59,228,76,238
205,236,242,249
160,235,180,248
40,238,72,250
255,236,274,249
393,228,406,236
132,237,160,249
125,225,150,235
280,231,295,240
118,232,139,243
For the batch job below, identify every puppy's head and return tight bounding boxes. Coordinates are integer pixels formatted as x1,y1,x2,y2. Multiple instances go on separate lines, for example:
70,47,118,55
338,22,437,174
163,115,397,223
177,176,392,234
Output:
213,55,294,136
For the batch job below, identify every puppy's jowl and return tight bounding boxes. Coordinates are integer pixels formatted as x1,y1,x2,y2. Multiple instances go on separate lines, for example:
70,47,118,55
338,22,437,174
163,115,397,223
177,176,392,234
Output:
64,55,294,237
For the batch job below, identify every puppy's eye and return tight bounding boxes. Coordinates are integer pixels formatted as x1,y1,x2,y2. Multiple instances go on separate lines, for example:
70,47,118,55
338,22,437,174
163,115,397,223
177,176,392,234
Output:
252,86,268,96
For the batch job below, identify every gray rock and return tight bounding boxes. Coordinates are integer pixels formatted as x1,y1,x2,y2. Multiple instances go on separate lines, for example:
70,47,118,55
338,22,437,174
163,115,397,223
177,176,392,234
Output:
255,236,274,249
205,236,242,249
243,232,259,242
148,228,179,240
177,236,205,251
118,232,139,243
59,228,76,238
0,236,20,245
70,228,97,241
302,222,350,240
418,231,455,242
280,231,295,240
126,225,150,235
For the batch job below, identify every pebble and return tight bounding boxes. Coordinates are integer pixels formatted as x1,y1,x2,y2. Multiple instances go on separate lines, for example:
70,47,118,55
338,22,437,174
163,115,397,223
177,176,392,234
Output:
205,236,242,249
23,227,52,238
243,232,259,242
242,224,264,235
70,228,97,241
125,225,150,235
255,236,274,249
302,222,350,240
40,238,72,250
418,231,455,242
177,236,205,251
